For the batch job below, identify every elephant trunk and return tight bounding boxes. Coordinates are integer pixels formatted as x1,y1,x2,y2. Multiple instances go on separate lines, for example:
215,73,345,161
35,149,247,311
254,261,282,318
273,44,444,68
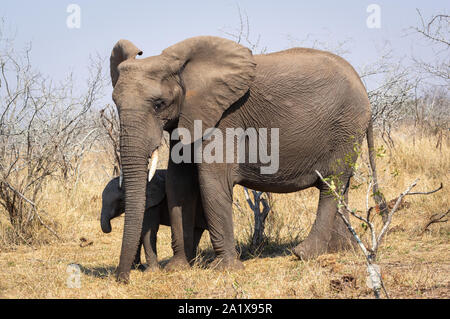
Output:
116,111,160,283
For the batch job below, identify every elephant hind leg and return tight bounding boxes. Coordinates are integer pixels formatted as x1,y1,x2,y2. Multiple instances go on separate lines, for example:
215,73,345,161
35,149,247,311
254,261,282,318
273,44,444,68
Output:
293,175,354,260
327,183,358,253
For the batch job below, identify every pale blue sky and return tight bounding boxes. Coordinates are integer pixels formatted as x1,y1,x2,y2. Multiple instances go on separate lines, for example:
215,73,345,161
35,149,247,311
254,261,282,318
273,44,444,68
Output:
1,1,448,97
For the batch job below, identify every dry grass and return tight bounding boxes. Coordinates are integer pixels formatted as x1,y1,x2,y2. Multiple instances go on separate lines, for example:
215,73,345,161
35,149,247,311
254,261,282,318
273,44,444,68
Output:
0,128,448,299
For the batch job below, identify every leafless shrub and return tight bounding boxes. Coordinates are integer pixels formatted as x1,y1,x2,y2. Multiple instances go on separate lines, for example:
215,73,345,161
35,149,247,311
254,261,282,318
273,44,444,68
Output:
0,27,105,244
286,32,352,57
406,10,450,148
412,86,449,149
420,209,449,235
99,103,121,176
233,188,277,255
412,10,449,83
220,5,267,54
243,189,272,253
358,49,415,148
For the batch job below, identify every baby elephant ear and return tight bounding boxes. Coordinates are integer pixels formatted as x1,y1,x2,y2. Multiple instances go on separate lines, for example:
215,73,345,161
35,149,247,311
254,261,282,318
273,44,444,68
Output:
145,170,166,209
110,39,143,87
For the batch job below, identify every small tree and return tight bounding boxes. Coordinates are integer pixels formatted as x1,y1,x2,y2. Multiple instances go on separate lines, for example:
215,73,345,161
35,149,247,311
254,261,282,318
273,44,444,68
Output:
243,188,273,253
99,103,121,176
412,10,449,83
409,11,450,148
357,48,416,148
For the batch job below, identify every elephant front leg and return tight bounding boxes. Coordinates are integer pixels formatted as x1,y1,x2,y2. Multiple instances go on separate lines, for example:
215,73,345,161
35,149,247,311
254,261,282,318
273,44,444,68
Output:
164,161,197,271
164,204,194,271
199,169,244,271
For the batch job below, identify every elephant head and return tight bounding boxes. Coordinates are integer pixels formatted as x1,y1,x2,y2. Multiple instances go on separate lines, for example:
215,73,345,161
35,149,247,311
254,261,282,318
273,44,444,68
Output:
110,36,255,281
100,171,166,234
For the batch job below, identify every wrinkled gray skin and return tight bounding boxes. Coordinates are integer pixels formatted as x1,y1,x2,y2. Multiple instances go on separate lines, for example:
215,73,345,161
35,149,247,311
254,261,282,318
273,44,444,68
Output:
110,36,383,282
100,169,206,271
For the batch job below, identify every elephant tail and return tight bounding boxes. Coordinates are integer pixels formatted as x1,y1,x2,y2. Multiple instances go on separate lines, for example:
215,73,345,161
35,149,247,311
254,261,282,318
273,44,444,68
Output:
366,118,387,218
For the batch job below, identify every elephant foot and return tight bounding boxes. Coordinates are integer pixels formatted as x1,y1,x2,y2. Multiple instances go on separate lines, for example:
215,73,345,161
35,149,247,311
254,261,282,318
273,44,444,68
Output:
164,256,190,272
293,236,329,261
115,269,130,284
209,255,244,271
327,230,358,253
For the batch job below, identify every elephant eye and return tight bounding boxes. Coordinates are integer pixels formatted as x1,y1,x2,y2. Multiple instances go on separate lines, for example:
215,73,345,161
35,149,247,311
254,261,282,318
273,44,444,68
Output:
153,99,166,111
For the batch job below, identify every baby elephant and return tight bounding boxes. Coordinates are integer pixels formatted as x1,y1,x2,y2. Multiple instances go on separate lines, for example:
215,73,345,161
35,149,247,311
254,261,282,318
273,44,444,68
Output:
100,169,207,270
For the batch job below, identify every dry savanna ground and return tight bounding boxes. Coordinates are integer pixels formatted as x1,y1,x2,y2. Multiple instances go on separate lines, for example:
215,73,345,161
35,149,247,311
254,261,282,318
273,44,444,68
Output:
0,128,448,299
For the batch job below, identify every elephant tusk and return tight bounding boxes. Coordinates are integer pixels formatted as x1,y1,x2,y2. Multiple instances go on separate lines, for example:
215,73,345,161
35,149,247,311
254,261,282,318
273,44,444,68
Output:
119,171,123,188
148,149,159,182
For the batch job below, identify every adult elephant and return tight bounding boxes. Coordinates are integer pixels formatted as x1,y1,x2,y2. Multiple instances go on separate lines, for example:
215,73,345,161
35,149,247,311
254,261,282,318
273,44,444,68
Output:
110,36,383,282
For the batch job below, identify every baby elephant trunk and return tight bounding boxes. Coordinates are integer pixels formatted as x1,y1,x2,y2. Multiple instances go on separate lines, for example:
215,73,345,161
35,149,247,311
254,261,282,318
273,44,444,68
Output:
101,210,113,233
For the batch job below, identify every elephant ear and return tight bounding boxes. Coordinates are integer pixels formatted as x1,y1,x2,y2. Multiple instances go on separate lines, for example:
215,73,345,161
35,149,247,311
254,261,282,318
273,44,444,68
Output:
145,170,166,209
110,39,143,87
162,36,256,142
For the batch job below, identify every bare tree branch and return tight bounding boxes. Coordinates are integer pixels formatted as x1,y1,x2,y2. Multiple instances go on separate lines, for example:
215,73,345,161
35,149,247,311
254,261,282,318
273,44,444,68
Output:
420,209,450,235
243,187,272,253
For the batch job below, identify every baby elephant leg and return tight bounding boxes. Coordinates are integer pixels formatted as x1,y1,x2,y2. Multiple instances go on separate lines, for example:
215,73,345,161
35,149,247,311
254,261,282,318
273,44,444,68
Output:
132,239,142,269
141,213,160,271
